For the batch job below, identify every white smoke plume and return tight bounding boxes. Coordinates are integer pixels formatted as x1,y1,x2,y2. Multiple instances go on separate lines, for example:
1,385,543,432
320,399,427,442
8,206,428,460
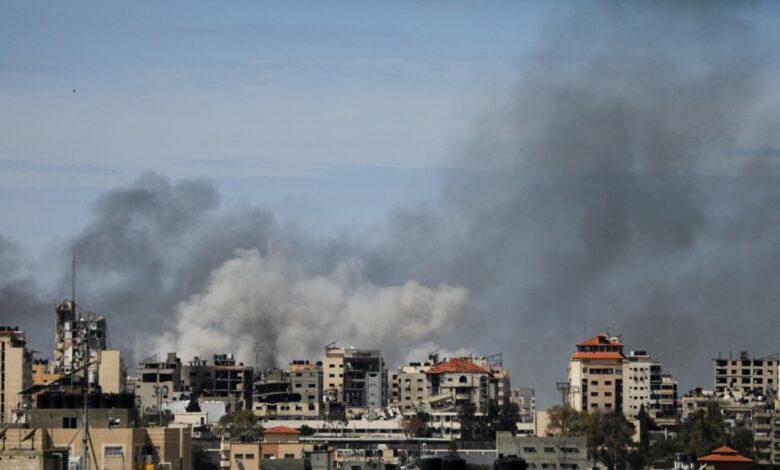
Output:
147,248,468,367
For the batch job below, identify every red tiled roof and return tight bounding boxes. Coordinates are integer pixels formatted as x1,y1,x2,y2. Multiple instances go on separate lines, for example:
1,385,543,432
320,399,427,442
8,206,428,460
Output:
697,446,752,463
265,426,301,434
425,358,489,375
577,334,622,347
571,351,625,360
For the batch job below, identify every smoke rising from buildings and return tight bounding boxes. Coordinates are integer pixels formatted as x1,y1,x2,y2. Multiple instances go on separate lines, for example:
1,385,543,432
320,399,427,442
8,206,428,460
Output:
2,3,780,406
149,249,467,367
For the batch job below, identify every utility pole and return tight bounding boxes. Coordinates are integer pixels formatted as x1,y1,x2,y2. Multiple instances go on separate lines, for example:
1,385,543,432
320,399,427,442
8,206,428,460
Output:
555,382,571,406
82,314,90,470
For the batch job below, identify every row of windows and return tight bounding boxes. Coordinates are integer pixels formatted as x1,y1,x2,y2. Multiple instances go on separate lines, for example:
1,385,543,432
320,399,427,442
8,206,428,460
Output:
522,447,581,454
589,380,613,386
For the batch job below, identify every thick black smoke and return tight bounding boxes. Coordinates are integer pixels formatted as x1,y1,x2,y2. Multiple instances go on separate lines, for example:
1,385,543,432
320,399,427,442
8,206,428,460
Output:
368,2,780,404
2,3,780,406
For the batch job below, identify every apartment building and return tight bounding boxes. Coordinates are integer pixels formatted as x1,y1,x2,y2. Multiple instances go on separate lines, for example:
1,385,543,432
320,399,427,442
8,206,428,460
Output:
289,360,323,416
496,432,589,470
713,352,778,399
510,387,536,435
752,411,780,467
426,357,493,409
253,361,323,419
136,352,183,412
390,362,433,412
32,359,60,387
0,425,192,470
0,326,33,424
567,333,625,413
99,350,127,394
182,354,253,410
322,346,386,410
53,299,108,377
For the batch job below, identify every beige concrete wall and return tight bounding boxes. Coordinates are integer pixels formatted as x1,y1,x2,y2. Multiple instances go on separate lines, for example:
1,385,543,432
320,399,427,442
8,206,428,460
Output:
48,426,191,470
99,350,125,394
229,442,261,470
323,349,344,402
1,335,32,424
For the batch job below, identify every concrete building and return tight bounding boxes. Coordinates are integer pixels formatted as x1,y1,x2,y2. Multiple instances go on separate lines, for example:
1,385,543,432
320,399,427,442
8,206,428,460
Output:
323,346,386,411
510,387,536,435
425,357,493,410
52,300,108,378
390,362,433,412
752,411,780,467
496,432,589,470
98,350,126,394
622,351,658,417
221,439,262,470
288,360,323,417
31,359,59,388
0,326,33,424
713,352,778,399
28,388,137,429
136,352,183,413
0,425,191,470
253,361,323,419
567,333,625,413
182,354,253,411
218,426,331,470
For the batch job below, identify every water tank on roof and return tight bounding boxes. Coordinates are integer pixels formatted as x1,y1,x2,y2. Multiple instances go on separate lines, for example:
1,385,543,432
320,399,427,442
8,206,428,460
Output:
419,455,442,470
37,393,50,409
441,454,466,470
493,455,527,470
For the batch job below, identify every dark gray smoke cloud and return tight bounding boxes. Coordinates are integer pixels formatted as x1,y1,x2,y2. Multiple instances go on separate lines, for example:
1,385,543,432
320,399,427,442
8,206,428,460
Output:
3,2,780,407
369,2,780,405
0,235,50,349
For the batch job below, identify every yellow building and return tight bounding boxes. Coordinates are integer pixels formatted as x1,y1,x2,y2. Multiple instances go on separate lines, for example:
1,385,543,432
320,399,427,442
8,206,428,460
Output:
99,350,127,394
0,426,191,470
32,359,61,387
0,326,33,424
567,333,626,413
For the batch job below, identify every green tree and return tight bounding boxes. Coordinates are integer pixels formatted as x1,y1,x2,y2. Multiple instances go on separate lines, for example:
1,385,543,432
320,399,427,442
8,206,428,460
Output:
218,410,263,440
546,405,594,437
458,402,478,440
497,401,521,433
674,402,727,458
192,443,218,470
298,424,316,436
402,409,432,438
727,427,754,461
586,412,635,470
185,392,201,413
636,405,650,455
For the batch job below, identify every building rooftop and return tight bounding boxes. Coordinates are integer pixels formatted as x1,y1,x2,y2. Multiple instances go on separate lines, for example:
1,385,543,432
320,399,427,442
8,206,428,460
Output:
697,446,752,463
571,351,625,360
577,333,623,347
265,425,301,434
425,357,489,375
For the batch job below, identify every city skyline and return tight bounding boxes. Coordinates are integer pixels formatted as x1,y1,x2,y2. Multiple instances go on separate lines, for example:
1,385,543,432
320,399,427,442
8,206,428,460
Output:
4,2,780,410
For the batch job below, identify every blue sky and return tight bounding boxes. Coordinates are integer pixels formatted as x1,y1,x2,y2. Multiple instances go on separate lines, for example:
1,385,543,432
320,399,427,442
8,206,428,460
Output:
0,1,558,253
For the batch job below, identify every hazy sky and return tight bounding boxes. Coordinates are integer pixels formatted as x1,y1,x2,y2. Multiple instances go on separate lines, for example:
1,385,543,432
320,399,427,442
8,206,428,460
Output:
1,2,556,251
4,2,780,408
